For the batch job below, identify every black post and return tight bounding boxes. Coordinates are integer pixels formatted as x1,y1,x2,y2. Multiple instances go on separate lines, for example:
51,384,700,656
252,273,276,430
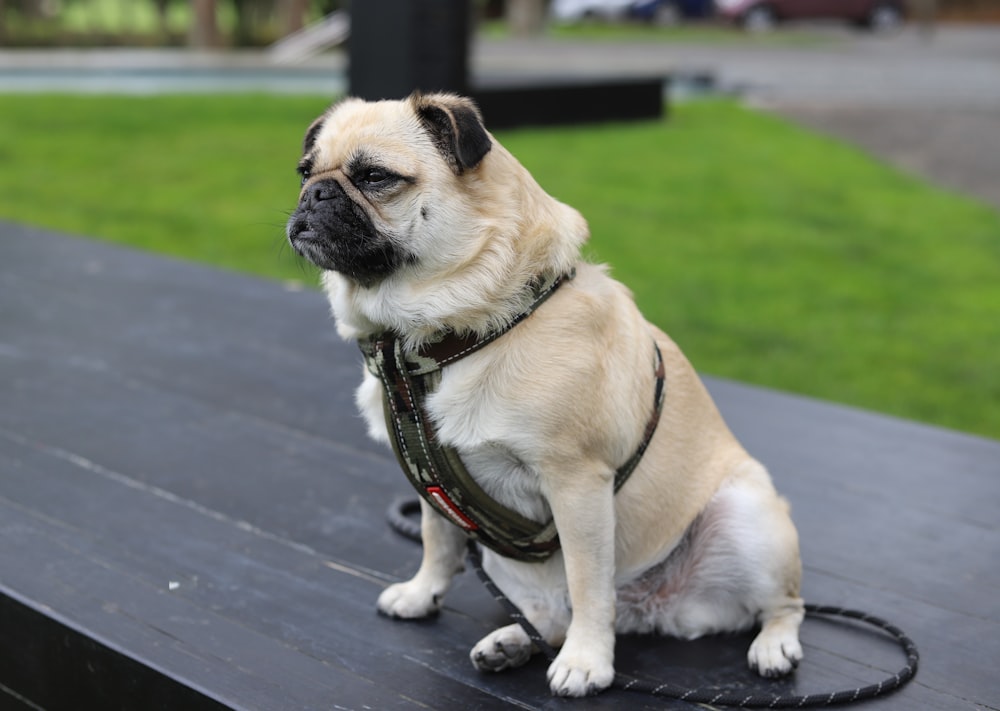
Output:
348,0,471,100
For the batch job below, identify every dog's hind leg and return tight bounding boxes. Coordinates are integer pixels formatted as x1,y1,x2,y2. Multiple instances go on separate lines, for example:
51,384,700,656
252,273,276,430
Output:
706,460,805,678
748,597,805,678
738,462,805,678
620,459,804,678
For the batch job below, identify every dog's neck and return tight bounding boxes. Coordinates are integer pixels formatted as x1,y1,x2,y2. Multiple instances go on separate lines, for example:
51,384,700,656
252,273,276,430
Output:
324,261,578,352
360,270,573,373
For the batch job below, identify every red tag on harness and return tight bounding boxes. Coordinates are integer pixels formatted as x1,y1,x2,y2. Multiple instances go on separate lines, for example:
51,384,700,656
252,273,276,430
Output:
426,485,479,531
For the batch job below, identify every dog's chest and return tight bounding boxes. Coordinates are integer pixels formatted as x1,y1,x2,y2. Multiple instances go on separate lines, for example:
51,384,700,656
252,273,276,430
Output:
425,372,552,524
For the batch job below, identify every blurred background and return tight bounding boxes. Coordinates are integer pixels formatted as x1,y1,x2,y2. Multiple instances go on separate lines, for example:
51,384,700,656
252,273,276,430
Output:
0,0,998,440
0,0,997,47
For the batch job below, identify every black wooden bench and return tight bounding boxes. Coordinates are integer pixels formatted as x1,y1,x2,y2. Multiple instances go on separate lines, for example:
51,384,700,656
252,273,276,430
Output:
1,222,997,710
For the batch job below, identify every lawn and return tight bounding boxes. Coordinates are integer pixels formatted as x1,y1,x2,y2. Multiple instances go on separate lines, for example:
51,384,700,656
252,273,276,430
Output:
1,94,997,440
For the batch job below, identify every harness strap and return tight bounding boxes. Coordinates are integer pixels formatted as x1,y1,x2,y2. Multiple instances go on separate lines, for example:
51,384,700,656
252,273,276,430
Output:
360,271,667,562
377,270,573,377
368,333,561,560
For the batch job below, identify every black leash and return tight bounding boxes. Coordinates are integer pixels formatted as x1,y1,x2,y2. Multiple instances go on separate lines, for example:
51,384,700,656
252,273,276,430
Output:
387,498,920,708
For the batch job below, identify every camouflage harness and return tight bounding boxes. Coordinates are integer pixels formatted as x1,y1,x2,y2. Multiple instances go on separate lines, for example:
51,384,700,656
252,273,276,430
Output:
359,271,666,562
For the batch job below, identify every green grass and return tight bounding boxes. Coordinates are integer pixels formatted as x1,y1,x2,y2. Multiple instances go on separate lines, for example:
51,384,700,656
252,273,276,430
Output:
0,94,997,440
0,94,329,278
549,22,835,45
478,18,839,46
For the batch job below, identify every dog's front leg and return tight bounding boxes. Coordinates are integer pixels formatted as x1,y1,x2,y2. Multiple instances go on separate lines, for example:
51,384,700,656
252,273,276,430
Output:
377,498,466,618
544,464,617,697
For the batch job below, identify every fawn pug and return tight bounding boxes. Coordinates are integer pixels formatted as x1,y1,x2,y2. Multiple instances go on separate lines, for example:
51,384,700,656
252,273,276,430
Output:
287,93,804,697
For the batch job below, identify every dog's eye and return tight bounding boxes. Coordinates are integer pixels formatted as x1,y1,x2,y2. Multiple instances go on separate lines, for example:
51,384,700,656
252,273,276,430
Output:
359,168,392,186
297,167,311,186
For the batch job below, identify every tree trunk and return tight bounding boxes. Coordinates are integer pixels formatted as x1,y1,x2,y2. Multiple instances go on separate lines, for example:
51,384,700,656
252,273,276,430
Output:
282,0,310,35
506,0,546,37
190,0,220,48
153,0,170,37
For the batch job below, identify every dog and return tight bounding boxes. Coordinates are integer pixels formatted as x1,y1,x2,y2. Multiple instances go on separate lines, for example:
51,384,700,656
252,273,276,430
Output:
287,92,804,697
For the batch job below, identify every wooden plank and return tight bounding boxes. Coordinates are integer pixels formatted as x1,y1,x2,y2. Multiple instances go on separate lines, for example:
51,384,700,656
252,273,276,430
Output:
2,222,998,710
0,500,406,711
0,591,229,711
0,439,545,710
0,418,692,710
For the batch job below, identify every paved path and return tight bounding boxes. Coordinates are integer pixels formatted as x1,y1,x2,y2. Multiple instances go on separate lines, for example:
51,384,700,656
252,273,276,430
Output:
1,25,998,207
778,105,1000,209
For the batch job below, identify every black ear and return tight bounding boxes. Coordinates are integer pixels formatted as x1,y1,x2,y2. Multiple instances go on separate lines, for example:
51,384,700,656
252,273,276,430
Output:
302,115,326,154
411,93,492,175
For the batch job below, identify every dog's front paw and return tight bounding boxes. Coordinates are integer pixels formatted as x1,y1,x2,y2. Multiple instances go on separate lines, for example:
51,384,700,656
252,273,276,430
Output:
748,628,803,678
377,580,442,619
546,644,615,697
471,624,533,672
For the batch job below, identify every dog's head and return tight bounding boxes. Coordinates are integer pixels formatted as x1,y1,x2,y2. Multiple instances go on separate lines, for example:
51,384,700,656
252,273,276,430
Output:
287,92,587,339
286,93,495,285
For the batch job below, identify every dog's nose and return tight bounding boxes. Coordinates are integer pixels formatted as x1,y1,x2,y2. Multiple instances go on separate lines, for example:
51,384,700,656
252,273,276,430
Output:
310,183,336,203
307,179,343,205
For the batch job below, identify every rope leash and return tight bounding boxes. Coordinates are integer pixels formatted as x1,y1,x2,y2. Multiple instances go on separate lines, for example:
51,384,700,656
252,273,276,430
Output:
387,498,919,708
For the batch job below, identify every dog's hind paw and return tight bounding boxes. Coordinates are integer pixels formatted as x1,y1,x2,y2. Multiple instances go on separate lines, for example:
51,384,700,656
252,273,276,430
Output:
748,603,805,678
471,624,534,672
747,629,803,678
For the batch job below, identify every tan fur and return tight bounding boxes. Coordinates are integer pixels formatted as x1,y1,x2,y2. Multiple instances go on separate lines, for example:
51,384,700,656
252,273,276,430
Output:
293,93,805,697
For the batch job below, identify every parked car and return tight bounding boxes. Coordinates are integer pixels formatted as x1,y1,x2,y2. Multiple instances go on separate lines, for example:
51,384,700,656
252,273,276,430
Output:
629,0,715,24
550,0,635,22
715,0,905,31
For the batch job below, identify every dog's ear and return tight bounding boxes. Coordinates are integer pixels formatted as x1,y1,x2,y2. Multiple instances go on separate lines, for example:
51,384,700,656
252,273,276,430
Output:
410,92,492,175
302,112,328,154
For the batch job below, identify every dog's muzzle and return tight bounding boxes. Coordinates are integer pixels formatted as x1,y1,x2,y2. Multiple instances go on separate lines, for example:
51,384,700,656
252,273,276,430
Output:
287,178,410,286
